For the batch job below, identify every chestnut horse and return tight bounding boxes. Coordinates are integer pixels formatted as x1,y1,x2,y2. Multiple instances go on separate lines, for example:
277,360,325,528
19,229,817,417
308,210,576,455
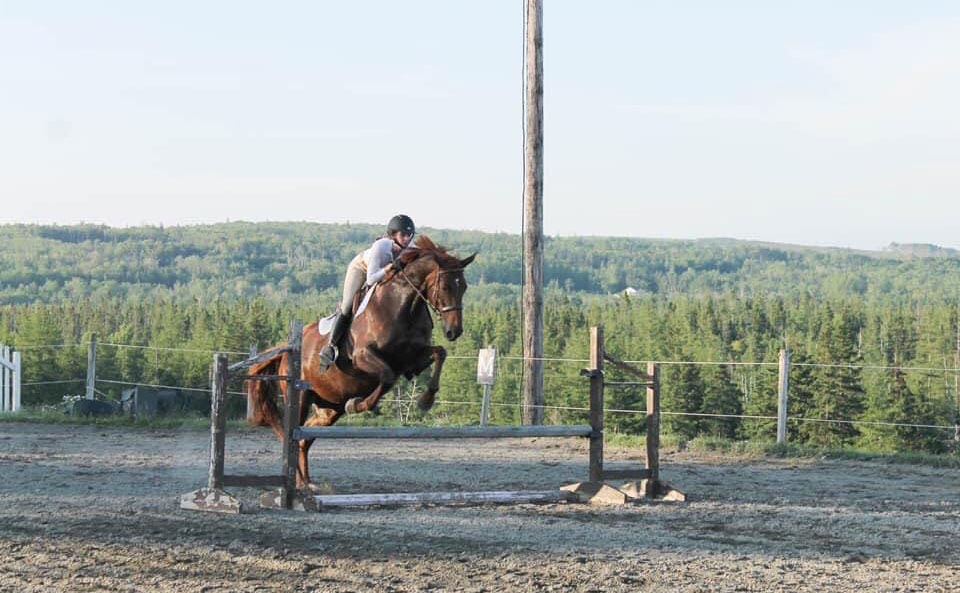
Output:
248,235,475,488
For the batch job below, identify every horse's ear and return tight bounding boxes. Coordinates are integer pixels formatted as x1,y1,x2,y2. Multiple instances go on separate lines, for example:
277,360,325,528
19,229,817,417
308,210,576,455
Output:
460,252,477,268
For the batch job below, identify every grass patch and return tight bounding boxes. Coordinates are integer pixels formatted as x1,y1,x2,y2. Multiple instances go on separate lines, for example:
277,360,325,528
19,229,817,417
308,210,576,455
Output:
761,441,960,469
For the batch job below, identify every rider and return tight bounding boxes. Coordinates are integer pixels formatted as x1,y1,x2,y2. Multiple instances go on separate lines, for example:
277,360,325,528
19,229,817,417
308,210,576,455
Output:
318,214,417,369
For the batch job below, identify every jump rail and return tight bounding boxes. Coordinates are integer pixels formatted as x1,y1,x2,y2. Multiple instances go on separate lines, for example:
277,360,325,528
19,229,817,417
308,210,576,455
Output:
294,425,593,440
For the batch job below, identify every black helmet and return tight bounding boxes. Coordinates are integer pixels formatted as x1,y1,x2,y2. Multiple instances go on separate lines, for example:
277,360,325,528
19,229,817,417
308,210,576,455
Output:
387,214,415,236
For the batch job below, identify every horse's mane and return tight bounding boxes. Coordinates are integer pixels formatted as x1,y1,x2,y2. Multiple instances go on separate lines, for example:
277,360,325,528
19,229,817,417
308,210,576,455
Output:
396,234,459,268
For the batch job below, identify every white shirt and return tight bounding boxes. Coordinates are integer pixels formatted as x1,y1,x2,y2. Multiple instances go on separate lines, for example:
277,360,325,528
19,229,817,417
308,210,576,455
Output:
351,236,418,286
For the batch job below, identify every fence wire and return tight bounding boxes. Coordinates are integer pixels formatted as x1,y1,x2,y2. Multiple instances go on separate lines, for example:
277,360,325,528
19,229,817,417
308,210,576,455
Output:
9,341,959,435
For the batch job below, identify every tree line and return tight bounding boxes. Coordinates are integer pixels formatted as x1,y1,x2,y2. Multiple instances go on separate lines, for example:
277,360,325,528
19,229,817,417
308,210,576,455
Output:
2,293,957,454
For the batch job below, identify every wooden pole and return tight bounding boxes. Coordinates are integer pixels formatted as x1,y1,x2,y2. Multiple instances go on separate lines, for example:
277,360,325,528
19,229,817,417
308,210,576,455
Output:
179,352,242,513
777,349,790,444
12,351,20,412
646,362,661,485
522,0,545,425
280,321,303,510
208,353,229,491
246,343,258,421
1,345,8,411
85,333,97,400
588,327,604,482
955,323,959,442
296,424,592,440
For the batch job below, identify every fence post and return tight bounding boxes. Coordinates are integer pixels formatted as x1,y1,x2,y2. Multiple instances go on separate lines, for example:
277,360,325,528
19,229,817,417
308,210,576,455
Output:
280,321,303,510
178,351,241,513
777,349,790,444
85,333,97,400
588,327,604,482
246,343,258,421
12,351,20,412
646,361,661,486
1,345,8,411
209,353,229,491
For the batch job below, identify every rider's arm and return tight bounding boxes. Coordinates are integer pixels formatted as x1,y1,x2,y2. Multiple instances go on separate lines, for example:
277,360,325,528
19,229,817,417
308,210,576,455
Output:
363,238,395,285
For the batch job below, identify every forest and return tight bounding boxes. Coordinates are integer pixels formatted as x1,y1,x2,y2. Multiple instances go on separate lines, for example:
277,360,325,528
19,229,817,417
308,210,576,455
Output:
1,222,958,454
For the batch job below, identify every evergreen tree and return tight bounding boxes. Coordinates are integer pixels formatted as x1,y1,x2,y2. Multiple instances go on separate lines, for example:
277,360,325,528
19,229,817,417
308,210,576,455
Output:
805,308,866,447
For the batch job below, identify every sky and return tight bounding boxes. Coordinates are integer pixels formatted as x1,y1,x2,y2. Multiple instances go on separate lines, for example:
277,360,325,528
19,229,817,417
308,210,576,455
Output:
2,1,960,251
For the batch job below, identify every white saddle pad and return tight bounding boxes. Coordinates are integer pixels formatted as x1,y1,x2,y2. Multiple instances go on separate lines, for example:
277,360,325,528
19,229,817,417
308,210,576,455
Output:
355,283,377,316
316,312,337,336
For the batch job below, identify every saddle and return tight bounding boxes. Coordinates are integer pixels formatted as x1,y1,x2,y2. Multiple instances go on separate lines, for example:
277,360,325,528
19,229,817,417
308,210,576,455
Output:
317,283,379,336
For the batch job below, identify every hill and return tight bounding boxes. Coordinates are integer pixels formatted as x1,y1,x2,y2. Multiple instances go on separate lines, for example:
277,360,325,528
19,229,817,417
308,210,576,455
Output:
1,222,959,305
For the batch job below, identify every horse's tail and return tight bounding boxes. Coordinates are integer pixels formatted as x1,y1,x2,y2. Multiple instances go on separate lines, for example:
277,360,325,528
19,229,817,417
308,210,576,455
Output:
247,352,284,439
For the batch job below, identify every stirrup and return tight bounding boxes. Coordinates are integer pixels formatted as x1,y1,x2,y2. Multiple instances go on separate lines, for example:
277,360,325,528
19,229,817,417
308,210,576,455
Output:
318,345,338,370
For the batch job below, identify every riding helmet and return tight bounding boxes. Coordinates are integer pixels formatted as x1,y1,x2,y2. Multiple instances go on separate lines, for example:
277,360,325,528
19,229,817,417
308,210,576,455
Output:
387,214,415,236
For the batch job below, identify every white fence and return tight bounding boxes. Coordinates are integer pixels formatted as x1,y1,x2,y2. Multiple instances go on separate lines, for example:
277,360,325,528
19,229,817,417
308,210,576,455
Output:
0,344,21,413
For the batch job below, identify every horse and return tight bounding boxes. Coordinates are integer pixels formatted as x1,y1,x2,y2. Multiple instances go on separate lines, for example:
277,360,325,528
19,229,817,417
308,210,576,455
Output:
247,235,476,489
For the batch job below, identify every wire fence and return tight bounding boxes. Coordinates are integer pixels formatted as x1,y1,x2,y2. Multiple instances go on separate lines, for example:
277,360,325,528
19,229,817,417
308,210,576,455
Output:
6,340,960,439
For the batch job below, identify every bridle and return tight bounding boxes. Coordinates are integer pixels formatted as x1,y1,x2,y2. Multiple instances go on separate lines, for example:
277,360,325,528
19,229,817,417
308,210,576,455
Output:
398,266,464,316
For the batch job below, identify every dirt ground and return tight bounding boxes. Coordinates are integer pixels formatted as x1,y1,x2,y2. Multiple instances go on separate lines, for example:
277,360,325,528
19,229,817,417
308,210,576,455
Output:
1,422,958,592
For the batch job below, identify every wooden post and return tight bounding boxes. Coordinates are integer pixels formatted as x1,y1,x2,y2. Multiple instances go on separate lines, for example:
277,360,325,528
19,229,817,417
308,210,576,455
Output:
280,321,303,510
521,0,545,426
645,362,661,487
246,343,258,421
1,345,8,411
12,351,20,412
777,349,790,444
588,327,604,482
209,353,229,491
85,333,97,400
179,352,241,513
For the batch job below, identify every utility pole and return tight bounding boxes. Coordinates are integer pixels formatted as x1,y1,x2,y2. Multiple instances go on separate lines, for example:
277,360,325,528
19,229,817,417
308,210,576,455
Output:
955,321,959,441
522,0,544,425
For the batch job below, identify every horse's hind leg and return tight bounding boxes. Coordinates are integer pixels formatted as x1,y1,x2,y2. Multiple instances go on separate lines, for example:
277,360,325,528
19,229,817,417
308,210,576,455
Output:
414,346,447,411
344,348,396,414
297,396,342,491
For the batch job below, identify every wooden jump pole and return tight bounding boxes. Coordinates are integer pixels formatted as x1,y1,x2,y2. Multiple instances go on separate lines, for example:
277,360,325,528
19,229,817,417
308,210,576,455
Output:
179,352,242,514
588,326,604,482
279,321,303,510
643,361,662,497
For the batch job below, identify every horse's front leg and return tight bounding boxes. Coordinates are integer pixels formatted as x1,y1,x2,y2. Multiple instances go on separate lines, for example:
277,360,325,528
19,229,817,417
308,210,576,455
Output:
345,348,396,414
414,345,446,412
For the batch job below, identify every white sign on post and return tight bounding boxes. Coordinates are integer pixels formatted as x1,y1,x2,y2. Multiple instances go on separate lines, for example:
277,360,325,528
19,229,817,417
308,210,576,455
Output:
476,347,497,386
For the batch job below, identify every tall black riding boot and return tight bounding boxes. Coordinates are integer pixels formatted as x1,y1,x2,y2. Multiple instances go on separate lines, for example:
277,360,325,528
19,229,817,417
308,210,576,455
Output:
318,310,352,370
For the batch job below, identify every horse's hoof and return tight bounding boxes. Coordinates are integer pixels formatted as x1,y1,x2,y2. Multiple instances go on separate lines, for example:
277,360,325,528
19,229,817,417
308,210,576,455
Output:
307,481,336,494
416,392,436,412
345,397,362,414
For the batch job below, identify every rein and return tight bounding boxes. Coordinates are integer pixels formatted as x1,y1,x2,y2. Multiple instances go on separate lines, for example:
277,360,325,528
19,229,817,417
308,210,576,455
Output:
398,266,464,317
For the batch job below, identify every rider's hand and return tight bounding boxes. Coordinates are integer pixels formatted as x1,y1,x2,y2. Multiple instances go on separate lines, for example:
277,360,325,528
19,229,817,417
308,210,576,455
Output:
389,259,405,273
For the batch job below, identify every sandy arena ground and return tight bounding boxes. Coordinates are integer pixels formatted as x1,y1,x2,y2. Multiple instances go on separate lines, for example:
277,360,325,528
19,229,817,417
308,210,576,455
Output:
1,422,958,592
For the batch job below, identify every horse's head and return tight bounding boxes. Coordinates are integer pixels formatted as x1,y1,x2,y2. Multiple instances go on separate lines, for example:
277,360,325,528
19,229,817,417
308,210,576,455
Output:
396,236,477,341
430,251,476,341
